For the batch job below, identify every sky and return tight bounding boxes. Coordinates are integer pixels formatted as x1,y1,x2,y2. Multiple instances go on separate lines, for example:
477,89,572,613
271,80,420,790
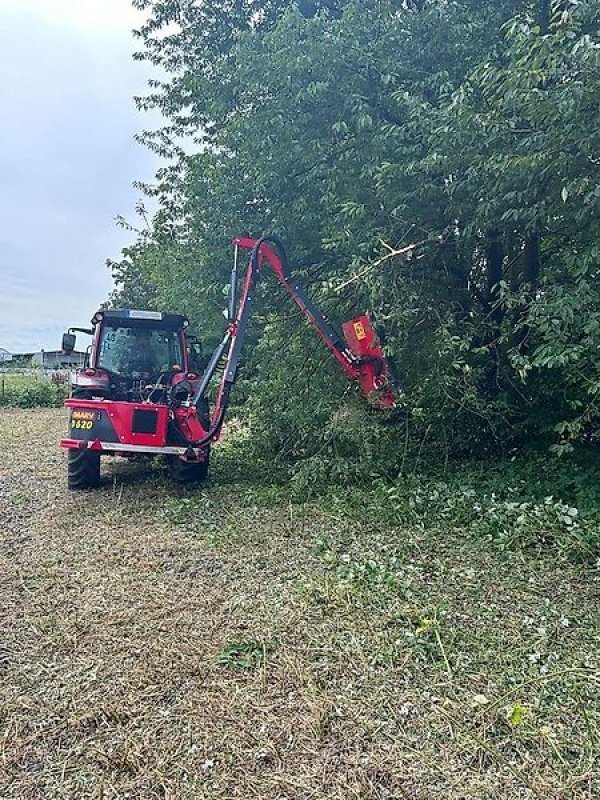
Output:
0,0,163,353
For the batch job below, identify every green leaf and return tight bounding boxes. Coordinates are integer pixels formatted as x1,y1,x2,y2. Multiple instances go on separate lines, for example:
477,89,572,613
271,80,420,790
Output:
508,702,529,727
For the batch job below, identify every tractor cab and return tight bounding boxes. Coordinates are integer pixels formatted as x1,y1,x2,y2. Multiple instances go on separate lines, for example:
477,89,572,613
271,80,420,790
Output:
63,309,195,403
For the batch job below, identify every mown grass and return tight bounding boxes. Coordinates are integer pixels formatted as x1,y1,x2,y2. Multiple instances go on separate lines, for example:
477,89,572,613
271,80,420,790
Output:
2,409,599,799
160,479,600,798
158,436,600,798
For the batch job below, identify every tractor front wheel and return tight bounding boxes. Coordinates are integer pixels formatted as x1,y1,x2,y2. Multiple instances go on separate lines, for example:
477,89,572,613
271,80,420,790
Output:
67,449,101,490
168,450,210,484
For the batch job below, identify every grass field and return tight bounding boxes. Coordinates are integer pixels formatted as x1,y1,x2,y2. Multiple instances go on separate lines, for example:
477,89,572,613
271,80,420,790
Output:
1,408,598,799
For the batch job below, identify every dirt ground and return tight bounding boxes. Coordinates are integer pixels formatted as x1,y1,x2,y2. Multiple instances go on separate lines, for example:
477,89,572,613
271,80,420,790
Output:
1,408,598,799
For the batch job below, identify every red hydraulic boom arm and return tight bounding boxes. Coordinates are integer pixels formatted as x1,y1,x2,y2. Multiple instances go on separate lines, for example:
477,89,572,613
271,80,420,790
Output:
177,236,397,447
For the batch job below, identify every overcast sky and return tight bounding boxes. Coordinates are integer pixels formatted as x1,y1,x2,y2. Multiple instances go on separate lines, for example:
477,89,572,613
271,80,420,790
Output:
0,0,162,353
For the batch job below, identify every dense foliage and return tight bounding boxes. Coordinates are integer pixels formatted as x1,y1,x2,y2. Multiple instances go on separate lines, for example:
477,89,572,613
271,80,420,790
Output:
111,0,600,473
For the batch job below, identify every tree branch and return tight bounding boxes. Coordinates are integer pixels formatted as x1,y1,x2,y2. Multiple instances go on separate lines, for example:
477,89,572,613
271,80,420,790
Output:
334,238,433,292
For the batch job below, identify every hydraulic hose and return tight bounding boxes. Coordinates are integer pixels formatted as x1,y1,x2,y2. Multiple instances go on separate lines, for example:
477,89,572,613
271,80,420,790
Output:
169,383,232,450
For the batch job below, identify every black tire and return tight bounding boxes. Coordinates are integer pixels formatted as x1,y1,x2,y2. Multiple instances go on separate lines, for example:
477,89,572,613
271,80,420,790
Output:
68,449,101,490
168,449,210,484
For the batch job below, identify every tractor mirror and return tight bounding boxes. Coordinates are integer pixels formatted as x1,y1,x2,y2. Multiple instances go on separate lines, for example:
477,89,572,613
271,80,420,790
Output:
62,332,76,354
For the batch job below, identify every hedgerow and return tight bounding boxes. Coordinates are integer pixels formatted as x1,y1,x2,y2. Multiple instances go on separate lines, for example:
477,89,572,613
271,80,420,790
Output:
0,375,67,408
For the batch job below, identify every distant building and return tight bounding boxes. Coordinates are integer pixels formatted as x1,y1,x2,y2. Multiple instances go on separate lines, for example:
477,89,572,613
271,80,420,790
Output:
31,350,86,369
11,353,34,364
0,348,12,363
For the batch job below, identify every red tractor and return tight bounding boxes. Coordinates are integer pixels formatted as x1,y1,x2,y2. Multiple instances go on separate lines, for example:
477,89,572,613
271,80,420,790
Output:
60,237,397,489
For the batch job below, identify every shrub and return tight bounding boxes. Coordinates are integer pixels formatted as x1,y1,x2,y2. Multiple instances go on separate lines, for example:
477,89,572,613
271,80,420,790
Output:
0,374,67,408
325,457,600,562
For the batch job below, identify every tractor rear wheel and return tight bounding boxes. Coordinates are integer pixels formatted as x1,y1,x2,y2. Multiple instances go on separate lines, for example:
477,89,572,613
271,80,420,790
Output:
168,450,210,483
67,449,101,489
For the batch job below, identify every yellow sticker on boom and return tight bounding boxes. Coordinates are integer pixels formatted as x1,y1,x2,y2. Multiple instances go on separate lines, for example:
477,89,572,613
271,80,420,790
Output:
353,321,367,340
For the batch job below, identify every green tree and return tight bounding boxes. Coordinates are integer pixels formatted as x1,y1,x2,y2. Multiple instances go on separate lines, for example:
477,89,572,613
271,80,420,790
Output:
112,0,600,466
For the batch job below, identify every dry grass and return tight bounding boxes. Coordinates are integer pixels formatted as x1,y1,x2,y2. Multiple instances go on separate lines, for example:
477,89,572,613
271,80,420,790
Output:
0,408,599,799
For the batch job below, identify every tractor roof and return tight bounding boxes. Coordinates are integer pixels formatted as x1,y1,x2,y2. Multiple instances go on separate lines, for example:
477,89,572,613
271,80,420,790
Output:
92,308,188,330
